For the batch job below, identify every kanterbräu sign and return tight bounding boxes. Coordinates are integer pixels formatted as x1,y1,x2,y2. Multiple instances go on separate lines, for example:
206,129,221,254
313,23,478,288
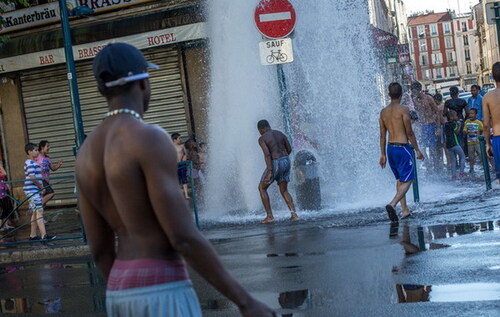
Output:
0,0,155,35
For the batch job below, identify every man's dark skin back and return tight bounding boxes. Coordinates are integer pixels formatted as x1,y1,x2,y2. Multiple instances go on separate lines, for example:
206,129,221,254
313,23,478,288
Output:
76,43,274,317
259,129,291,160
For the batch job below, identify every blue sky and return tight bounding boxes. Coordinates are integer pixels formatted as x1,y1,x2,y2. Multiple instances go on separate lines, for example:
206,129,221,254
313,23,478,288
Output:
405,0,477,14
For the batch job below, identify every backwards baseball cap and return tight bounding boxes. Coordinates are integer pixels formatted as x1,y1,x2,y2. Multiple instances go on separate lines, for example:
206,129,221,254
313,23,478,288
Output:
93,42,159,88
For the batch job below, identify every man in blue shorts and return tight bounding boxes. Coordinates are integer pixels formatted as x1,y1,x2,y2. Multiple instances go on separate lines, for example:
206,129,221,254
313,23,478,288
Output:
483,62,500,182
379,83,425,222
257,120,299,224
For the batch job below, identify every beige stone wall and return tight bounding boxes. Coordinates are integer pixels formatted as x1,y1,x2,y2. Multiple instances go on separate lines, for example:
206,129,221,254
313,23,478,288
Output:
0,77,28,199
183,44,209,143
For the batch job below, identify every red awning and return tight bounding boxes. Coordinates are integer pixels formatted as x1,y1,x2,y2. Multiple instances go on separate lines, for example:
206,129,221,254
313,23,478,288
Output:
371,26,398,48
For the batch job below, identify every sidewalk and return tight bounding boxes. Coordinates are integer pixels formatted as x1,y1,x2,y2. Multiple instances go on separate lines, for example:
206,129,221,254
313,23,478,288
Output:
0,207,89,264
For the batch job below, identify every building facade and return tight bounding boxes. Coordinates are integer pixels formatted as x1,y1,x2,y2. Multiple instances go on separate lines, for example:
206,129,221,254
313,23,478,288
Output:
369,0,410,84
408,12,460,92
473,0,500,85
454,12,481,89
0,0,209,204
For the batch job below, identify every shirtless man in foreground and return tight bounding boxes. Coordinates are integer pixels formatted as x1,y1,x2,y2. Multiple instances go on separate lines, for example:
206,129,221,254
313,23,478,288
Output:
379,83,425,222
483,62,500,183
76,43,274,317
258,120,299,224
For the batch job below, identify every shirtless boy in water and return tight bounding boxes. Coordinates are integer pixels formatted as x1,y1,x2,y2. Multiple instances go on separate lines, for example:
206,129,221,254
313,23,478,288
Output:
379,83,424,222
76,43,274,317
257,120,299,224
171,133,189,199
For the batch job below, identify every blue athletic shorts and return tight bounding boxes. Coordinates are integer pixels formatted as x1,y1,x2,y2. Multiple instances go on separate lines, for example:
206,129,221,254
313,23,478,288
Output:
492,136,500,179
177,165,188,185
387,144,415,182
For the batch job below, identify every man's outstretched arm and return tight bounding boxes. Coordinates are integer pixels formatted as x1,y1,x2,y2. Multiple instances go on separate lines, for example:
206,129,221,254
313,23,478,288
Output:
483,95,492,156
403,108,424,160
379,112,387,168
283,133,292,155
139,126,274,317
259,138,273,183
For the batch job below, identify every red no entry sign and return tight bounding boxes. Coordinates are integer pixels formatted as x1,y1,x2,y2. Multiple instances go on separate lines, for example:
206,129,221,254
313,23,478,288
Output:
254,0,296,39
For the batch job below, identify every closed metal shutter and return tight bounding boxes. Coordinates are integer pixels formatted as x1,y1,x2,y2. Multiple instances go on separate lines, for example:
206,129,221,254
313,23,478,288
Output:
20,46,189,204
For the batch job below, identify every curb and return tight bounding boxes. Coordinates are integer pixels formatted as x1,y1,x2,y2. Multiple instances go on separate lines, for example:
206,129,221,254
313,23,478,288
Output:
0,245,91,264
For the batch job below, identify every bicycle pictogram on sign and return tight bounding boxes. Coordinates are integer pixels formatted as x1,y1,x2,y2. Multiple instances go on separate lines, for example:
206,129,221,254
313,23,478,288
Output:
266,50,288,64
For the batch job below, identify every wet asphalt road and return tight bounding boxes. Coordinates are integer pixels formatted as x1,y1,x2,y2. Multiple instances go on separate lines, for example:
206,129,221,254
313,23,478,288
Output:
0,188,499,316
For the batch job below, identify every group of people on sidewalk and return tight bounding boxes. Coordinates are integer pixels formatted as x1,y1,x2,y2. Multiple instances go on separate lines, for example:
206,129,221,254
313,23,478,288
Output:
23,141,63,241
0,140,63,241
405,82,490,180
380,62,500,223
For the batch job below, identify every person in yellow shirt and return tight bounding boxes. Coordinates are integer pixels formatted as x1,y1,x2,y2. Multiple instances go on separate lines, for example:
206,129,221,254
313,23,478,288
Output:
463,108,484,173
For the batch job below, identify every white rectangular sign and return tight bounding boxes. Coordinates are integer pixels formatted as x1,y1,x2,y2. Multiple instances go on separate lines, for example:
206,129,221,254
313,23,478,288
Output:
259,38,293,66
0,22,207,74
485,2,500,25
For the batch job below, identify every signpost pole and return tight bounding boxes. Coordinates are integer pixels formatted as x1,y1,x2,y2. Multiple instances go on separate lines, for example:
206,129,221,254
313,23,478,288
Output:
58,0,86,152
276,64,293,143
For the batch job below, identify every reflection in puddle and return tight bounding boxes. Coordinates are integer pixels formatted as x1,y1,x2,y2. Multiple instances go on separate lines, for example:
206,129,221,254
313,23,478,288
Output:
392,220,498,256
396,284,431,303
279,289,309,309
266,252,324,258
396,283,500,303
0,298,27,313
39,297,62,313
202,289,310,316
0,297,61,313
426,221,497,241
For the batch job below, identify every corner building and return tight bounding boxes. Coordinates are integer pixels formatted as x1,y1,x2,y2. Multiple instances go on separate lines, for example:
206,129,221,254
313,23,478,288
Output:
408,12,459,92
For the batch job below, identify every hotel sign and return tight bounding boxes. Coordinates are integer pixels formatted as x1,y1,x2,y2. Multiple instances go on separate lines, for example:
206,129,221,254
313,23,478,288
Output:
0,22,206,74
0,0,155,34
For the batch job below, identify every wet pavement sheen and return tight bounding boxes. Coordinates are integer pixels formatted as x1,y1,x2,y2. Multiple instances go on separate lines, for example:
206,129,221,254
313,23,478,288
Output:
0,194,500,316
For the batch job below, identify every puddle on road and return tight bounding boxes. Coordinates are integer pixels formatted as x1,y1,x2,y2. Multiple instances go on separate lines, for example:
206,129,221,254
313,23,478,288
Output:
0,258,106,314
396,283,500,303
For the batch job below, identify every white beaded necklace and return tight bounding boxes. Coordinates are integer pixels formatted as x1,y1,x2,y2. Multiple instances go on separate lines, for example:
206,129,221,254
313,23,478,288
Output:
104,108,142,121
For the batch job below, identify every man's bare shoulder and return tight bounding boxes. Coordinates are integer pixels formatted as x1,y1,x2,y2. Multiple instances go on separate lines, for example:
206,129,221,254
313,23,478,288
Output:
381,104,408,114
78,122,171,161
133,123,172,151
483,89,500,103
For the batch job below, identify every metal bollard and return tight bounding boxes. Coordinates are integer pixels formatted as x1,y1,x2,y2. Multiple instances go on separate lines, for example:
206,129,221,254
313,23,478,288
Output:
479,136,492,190
410,146,420,203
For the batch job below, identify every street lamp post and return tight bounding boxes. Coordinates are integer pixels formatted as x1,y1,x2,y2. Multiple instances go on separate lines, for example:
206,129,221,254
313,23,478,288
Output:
58,0,85,152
